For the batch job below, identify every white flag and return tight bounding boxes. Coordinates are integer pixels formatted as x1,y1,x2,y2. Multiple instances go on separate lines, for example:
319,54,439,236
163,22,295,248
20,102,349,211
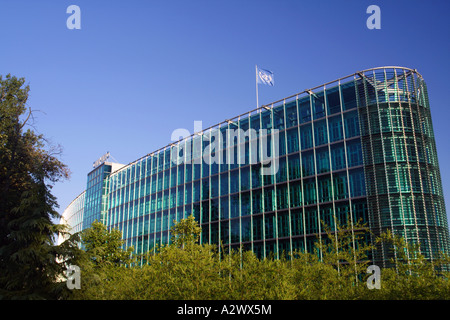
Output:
257,68,274,86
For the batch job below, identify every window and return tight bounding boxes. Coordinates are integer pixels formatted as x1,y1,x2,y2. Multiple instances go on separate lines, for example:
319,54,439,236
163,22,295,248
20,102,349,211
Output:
291,209,304,236
289,181,302,208
277,157,288,183
184,183,192,204
221,221,229,244
220,172,229,196
211,175,219,198
230,219,240,243
331,143,346,170
273,106,285,130
252,189,262,214
329,115,343,142
276,184,289,209
320,205,334,229
314,120,328,146
302,151,315,176
278,130,286,156
251,165,261,188
201,201,209,223
300,124,313,150
346,140,363,167
298,99,311,123
326,87,341,115
349,169,365,197
229,170,239,194
211,198,219,221
201,178,209,200
193,180,201,202
264,187,275,212
312,92,325,119
230,194,239,218
318,176,332,203
286,128,299,153
305,207,318,234
341,82,357,110
253,215,263,241
241,217,251,242
277,211,290,238
288,154,301,180
333,173,348,200
265,213,276,239
344,111,360,138
240,166,250,191
250,113,260,131
303,178,316,205
285,101,298,128
261,111,272,132
220,196,229,219
241,192,251,216
316,147,330,173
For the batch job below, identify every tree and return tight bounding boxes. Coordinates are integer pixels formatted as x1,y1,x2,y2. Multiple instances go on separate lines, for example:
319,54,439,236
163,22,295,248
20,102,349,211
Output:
81,220,134,267
0,74,75,299
69,220,134,299
67,216,450,300
370,230,450,299
170,214,202,249
141,215,223,299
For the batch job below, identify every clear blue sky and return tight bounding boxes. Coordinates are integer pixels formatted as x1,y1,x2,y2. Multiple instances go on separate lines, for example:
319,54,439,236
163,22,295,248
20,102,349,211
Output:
1,0,450,224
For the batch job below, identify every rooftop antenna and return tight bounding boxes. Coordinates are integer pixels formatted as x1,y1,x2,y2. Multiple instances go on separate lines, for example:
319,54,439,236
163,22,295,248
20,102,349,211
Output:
109,153,120,164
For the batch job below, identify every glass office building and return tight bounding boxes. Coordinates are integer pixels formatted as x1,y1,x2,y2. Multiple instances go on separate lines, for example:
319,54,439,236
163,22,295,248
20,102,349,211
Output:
58,191,85,245
60,66,450,267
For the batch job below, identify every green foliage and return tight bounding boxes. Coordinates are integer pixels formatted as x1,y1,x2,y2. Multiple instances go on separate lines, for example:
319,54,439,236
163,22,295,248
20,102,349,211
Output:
68,221,134,300
70,216,450,300
0,74,79,300
368,230,450,299
170,214,201,248
82,220,134,267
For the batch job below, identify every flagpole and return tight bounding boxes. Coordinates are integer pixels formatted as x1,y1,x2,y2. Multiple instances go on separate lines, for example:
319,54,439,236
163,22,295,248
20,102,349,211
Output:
255,65,259,111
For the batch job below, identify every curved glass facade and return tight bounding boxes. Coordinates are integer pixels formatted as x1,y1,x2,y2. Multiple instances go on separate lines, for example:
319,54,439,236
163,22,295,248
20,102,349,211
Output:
58,191,85,244
356,68,449,266
61,67,450,266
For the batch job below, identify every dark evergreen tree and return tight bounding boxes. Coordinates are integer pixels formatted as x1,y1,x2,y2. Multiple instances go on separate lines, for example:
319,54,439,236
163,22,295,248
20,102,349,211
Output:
0,74,79,299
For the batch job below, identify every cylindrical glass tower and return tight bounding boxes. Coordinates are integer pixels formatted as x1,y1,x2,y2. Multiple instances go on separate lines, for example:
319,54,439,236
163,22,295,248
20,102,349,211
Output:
356,67,450,267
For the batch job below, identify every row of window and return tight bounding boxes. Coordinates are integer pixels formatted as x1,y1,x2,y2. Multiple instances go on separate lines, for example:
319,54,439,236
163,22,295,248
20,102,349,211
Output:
62,192,86,235
364,163,442,196
106,167,366,230
115,199,368,255
106,105,431,200
359,103,430,136
83,165,111,229
107,140,364,209
106,160,366,216
108,121,362,194
368,194,447,232
363,133,437,166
